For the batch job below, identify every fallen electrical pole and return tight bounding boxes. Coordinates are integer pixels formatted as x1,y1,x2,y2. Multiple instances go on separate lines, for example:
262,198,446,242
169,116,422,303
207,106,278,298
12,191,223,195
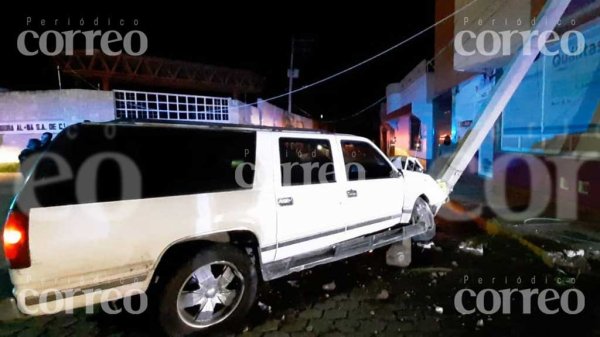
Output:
437,0,572,192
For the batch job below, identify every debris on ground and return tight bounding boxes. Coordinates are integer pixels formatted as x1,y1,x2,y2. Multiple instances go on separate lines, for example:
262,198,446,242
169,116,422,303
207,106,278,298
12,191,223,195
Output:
376,289,390,300
322,281,336,291
451,261,459,267
459,240,484,256
407,267,452,274
435,306,444,314
564,249,585,258
546,251,591,274
287,280,300,288
257,301,272,313
416,242,435,250
588,250,600,261
476,319,484,327
430,271,447,279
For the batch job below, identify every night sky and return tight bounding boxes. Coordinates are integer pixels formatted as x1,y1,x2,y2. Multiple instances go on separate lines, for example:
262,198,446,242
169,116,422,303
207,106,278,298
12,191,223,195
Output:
0,3,434,138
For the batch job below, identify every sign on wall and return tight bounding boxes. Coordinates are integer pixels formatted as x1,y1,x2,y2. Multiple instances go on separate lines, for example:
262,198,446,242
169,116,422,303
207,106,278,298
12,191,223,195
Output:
502,19,600,153
0,121,67,134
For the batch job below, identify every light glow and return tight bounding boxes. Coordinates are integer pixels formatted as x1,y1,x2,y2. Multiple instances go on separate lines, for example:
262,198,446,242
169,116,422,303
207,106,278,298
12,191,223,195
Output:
3,228,23,245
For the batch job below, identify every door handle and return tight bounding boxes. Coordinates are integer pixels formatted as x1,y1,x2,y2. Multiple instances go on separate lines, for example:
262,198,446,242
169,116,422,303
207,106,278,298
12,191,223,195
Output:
346,189,358,198
278,197,294,206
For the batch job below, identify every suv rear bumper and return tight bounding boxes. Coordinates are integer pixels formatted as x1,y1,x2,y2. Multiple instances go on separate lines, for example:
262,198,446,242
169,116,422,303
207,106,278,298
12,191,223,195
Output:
0,297,26,321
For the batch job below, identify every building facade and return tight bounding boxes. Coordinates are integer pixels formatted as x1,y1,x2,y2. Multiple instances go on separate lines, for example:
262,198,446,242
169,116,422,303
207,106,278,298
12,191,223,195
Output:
0,89,316,165
380,0,600,219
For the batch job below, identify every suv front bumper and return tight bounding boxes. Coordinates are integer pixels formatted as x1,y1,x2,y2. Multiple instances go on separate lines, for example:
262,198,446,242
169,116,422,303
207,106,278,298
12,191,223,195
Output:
0,297,26,321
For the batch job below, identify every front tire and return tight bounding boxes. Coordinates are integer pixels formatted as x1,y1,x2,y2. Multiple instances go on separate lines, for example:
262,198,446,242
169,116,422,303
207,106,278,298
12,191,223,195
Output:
412,197,436,242
157,244,258,337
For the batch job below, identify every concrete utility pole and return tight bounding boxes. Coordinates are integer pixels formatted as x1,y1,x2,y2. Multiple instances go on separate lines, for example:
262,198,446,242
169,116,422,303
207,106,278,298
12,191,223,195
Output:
437,0,572,192
288,37,296,115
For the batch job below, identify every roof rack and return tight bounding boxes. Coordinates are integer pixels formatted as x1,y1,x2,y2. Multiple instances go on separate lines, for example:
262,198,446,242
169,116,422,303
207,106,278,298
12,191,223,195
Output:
89,119,332,134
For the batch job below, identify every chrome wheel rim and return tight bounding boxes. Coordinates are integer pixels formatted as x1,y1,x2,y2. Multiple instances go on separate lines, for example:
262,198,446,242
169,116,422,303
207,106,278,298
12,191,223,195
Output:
412,199,434,231
176,261,245,329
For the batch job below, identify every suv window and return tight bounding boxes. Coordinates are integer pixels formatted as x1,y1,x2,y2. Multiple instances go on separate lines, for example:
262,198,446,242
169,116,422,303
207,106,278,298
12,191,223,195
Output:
279,137,335,186
341,141,395,181
18,124,256,210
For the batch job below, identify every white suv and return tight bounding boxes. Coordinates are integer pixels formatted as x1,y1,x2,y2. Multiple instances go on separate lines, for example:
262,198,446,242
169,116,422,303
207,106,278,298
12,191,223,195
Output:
1,121,447,336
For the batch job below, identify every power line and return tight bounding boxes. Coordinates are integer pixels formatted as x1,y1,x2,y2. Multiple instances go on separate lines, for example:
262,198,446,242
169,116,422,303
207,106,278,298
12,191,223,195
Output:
321,96,386,124
235,0,480,111
64,69,99,90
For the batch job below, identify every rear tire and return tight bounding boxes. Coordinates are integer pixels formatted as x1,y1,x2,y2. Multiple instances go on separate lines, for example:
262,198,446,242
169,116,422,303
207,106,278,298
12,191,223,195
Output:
157,244,258,337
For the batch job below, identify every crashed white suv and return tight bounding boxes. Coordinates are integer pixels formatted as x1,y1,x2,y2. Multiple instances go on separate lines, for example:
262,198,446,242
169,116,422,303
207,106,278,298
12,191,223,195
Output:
1,121,447,336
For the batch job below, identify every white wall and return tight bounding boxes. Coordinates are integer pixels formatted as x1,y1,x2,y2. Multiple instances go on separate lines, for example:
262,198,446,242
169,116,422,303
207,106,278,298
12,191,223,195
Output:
454,0,532,72
386,61,430,112
255,99,315,129
0,89,114,163
0,90,318,164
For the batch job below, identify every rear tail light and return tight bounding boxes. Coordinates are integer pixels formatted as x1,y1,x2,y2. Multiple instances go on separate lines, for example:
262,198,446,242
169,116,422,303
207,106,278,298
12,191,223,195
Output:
3,210,30,269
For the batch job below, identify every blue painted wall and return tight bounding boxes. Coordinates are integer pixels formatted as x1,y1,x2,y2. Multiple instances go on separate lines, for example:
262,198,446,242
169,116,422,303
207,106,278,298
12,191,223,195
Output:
502,19,600,153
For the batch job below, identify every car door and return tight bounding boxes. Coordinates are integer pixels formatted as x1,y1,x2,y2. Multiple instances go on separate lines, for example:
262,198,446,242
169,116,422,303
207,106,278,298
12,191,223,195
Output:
337,137,406,240
273,135,346,260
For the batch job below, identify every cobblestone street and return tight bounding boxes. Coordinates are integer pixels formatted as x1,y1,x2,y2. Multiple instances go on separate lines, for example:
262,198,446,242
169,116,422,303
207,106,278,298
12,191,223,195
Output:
2,212,600,337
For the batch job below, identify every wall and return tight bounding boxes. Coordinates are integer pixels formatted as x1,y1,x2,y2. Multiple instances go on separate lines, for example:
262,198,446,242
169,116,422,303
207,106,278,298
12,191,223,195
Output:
433,0,475,97
453,0,532,72
385,61,435,162
386,61,430,111
0,89,114,163
453,73,498,177
0,90,318,165
502,18,600,154
255,99,315,129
